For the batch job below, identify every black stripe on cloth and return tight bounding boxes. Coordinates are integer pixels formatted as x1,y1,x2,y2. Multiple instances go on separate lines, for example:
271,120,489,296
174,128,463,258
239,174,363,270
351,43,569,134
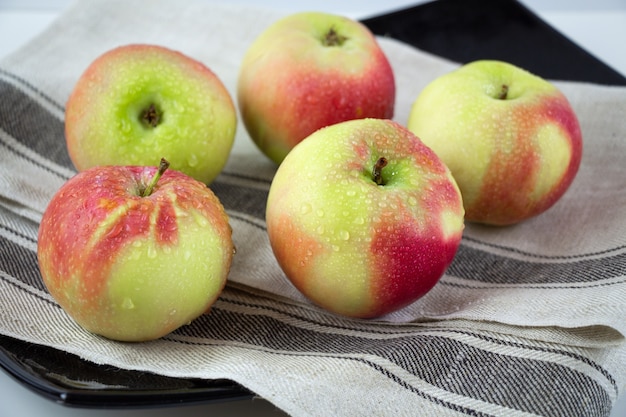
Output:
463,235,626,261
0,132,72,183
0,77,72,170
210,180,268,220
228,212,266,231
0,223,46,293
0,69,65,114
173,304,613,417
219,170,273,187
447,244,626,285
441,277,626,291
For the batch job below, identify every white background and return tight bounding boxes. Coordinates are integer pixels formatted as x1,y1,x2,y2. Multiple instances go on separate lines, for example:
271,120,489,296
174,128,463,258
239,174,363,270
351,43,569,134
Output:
0,1,625,416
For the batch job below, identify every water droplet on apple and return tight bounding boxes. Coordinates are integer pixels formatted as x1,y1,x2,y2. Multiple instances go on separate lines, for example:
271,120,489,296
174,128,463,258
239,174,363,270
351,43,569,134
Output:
188,154,198,167
316,225,325,235
196,216,209,227
147,246,157,258
300,203,312,215
339,230,350,241
122,298,135,310
331,245,340,252
106,222,122,238
305,95,317,105
174,100,186,112
354,216,365,225
119,119,132,134
184,250,192,260
408,196,418,207
316,209,325,218
346,189,356,197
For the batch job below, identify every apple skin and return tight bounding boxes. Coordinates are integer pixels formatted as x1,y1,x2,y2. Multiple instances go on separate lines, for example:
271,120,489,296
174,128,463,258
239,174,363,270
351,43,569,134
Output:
37,162,234,342
266,118,464,318
65,44,237,185
407,60,583,226
237,12,395,165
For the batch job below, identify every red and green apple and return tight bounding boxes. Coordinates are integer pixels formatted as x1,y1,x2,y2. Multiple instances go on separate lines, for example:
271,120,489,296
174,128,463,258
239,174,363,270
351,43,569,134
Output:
266,118,465,318
237,11,396,165
37,159,234,341
407,60,583,225
65,44,237,184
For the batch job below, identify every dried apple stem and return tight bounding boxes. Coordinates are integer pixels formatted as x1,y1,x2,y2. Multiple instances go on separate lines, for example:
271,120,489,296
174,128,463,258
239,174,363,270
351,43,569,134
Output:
498,84,509,100
373,157,388,186
141,158,169,197
323,27,348,46
142,103,161,128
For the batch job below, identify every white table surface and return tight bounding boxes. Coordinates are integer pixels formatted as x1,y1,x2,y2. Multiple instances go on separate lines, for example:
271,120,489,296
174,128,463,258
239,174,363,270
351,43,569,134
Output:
1,1,625,416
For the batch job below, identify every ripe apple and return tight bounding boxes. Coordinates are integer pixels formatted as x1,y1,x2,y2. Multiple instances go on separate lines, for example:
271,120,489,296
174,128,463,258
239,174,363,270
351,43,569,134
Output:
237,11,395,165
37,159,234,341
266,118,464,318
407,60,583,225
65,44,237,185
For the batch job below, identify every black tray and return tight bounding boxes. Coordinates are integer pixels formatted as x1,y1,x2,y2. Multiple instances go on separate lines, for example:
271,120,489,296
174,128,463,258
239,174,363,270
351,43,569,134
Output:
362,0,626,86
1,0,624,410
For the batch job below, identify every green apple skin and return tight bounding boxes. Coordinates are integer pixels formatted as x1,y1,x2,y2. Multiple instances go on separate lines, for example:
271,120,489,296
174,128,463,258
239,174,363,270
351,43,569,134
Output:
37,164,234,342
407,60,583,226
65,44,237,185
266,119,464,318
237,12,395,165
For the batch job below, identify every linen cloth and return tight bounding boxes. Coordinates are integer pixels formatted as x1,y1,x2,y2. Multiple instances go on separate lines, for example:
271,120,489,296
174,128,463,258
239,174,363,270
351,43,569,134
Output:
1,0,625,416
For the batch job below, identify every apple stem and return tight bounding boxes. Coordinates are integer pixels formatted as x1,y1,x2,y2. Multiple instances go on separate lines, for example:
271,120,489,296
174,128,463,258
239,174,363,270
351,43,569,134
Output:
498,84,509,100
372,157,388,186
141,158,170,197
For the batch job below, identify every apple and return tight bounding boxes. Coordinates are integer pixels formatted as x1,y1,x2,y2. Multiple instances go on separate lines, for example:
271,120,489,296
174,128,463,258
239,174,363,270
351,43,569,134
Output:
237,11,395,165
37,159,234,342
407,60,583,225
266,118,464,318
65,44,237,185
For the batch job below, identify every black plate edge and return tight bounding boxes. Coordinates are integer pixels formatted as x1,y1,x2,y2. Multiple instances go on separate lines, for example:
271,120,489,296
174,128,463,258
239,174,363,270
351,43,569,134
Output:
0,335,254,409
